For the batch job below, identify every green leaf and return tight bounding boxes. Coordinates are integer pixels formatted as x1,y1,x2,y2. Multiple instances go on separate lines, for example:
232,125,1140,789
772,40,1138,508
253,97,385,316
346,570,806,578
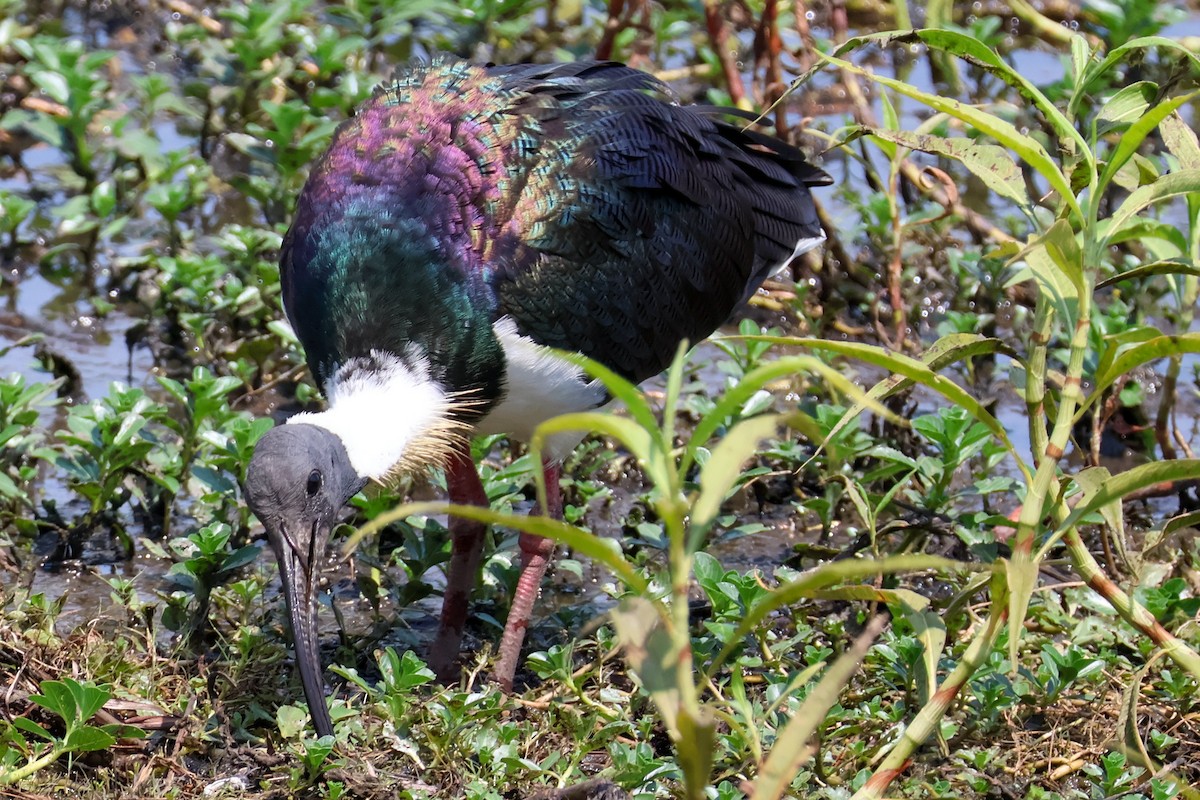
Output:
275,704,308,739
30,70,69,105
1163,510,1200,537
1072,467,1126,560
758,336,1028,480
219,544,261,574
1069,35,1091,87
1097,259,1200,289
691,414,780,538
63,726,115,753
30,681,74,722
829,29,1088,174
1039,219,1084,295
853,126,1030,211
1098,92,1200,194
1077,334,1200,422
560,351,658,436
1008,240,1078,328
1104,220,1189,255
1108,170,1200,240
1075,36,1200,121
11,717,54,743
349,501,648,595
818,51,1079,218
681,354,887,477
1160,111,1200,171
809,585,929,611
707,555,967,677
750,615,887,800
911,609,947,711
531,412,669,499
113,414,146,448
65,679,109,722
676,705,716,800
1055,460,1200,538
1095,82,1156,139
819,333,1015,450
1005,550,1040,668
610,597,681,736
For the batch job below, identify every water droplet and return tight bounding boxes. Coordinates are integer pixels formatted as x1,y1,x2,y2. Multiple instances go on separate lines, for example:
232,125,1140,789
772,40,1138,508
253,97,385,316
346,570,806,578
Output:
805,10,814,19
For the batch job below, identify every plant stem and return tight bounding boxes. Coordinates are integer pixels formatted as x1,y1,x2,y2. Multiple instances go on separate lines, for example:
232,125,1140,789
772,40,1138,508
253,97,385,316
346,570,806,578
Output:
1061,523,1200,679
852,600,1008,800
0,745,68,786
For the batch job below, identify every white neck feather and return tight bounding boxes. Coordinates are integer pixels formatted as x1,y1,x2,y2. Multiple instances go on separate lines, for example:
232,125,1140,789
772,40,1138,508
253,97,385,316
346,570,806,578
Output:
289,350,450,480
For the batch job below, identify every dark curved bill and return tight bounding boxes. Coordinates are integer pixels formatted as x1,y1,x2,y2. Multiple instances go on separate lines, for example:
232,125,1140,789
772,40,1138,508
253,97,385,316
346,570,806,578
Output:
277,542,334,737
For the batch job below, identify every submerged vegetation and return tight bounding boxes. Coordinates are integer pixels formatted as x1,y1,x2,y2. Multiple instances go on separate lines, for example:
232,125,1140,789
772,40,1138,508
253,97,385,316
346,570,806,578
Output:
3,0,1200,797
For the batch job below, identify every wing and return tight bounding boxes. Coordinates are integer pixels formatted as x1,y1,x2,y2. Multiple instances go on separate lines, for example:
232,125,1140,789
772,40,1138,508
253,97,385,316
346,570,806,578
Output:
485,61,831,383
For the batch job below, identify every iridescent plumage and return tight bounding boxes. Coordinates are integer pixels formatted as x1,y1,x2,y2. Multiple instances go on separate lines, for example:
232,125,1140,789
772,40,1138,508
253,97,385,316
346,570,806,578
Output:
246,58,830,737
283,58,828,408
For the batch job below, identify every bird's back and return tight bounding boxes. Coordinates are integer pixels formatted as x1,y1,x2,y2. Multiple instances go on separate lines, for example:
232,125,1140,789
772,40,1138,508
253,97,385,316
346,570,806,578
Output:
481,60,830,383
282,58,830,406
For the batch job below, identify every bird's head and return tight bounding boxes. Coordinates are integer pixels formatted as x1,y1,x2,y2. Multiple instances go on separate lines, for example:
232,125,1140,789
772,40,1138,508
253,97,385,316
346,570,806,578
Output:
244,423,366,736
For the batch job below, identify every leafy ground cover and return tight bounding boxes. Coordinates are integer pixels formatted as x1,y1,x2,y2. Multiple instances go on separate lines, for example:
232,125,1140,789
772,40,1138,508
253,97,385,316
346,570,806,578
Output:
3,0,1200,798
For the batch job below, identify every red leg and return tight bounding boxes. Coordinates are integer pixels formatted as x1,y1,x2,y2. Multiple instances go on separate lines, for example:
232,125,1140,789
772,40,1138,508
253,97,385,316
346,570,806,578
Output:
428,441,489,683
493,460,562,691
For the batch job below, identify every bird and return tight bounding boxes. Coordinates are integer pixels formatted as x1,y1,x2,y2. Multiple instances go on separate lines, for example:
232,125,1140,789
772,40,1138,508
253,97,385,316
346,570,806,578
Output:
243,57,830,737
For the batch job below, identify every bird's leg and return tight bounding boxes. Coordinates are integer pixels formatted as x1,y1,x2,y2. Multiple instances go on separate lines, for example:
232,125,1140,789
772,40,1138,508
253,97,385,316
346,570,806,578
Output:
493,460,562,691
428,441,489,683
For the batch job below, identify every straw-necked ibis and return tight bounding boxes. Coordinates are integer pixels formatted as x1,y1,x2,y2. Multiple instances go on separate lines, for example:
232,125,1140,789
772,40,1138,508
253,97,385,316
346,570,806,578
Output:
244,58,829,736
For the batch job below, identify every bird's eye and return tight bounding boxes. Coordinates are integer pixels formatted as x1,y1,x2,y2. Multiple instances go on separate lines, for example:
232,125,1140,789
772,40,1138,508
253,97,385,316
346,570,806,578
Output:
306,469,322,496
